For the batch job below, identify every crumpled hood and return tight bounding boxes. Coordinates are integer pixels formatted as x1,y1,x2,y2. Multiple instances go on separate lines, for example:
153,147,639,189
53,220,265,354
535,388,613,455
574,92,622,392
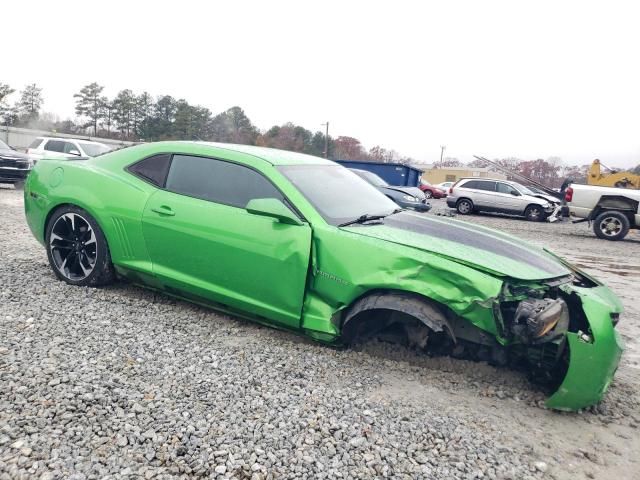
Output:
531,193,560,204
345,211,571,281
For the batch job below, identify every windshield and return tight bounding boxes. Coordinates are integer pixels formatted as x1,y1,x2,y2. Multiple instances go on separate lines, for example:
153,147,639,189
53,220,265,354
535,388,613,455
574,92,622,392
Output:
0,139,10,150
78,142,111,157
279,165,399,226
352,169,388,187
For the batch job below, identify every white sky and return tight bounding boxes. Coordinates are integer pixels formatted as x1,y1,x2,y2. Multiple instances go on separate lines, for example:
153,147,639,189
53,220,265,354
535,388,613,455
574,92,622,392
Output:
4,0,640,167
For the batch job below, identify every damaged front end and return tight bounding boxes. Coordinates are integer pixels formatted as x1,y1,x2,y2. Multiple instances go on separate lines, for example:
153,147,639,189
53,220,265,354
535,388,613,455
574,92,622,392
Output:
498,271,624,411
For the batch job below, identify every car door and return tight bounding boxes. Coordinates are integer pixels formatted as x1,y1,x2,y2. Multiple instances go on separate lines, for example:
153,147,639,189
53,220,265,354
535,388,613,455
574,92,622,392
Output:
463,180,496,209
140,153,312,329
495,182,523,213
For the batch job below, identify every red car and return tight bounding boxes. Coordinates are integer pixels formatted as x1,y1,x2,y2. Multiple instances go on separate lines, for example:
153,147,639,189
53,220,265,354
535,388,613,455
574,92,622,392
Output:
419,181,447,199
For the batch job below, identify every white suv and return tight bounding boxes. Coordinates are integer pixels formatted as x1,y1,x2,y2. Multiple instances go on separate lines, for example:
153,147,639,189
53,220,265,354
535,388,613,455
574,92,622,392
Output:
27,137,112,161
446,178,556,221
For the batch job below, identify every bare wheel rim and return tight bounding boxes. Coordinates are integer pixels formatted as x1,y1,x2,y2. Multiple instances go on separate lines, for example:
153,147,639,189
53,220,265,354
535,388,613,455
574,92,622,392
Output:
458,201,471,213
49,213,98,280
600,217,622,236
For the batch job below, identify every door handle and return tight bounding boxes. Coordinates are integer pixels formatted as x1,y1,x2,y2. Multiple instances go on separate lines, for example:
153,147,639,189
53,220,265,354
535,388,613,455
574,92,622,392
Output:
151,206,175,216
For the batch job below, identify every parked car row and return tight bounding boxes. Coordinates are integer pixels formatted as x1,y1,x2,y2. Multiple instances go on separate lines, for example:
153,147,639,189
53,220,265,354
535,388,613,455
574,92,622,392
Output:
0,137,113,187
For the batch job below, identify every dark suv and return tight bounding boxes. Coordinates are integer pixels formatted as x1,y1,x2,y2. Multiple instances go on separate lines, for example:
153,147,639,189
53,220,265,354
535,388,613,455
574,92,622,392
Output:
0,139,32,187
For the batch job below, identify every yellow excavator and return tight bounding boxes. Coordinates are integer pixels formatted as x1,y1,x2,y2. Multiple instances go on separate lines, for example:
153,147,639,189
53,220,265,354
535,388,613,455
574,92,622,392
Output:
587,159,640,189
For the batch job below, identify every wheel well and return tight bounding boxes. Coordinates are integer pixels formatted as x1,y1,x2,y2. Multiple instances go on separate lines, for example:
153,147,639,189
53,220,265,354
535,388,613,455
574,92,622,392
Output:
525,203,544,213
340,290,455,346
590,196,638,227
43,203,111,243
594,209,634,227
44,203,75,238
456,197,473,206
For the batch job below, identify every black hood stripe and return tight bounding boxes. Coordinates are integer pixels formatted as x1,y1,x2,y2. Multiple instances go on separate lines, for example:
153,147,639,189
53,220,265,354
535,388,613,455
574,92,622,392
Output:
383,212,568,277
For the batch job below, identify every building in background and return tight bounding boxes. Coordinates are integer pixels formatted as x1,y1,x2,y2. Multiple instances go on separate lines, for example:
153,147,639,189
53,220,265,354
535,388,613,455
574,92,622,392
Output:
413,164,506,184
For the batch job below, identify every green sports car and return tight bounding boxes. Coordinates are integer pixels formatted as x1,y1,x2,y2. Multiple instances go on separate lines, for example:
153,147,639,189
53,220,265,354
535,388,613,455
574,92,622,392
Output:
24,141,624,411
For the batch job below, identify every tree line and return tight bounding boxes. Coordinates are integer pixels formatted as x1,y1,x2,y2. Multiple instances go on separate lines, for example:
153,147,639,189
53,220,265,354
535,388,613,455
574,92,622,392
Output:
3,81,638,178
0,81,411,162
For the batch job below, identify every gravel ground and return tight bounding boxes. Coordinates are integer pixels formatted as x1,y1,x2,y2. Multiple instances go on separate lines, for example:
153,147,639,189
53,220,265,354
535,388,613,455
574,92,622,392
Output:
1,187,639,480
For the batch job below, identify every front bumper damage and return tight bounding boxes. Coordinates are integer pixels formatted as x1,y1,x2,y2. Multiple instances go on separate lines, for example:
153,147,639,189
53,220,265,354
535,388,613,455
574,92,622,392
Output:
501,279,624,411
545,288,624,410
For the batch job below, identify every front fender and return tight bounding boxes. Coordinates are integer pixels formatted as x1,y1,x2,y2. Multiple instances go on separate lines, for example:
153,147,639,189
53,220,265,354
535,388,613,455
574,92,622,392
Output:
546,286,624,410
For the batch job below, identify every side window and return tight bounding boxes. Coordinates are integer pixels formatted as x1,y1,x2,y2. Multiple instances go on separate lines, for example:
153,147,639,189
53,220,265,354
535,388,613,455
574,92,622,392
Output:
165,155,284,208
44,140,65,153
129,154,172,187
462,180,479,189
476,181,496,191
497,183,513,194
64,142,79,154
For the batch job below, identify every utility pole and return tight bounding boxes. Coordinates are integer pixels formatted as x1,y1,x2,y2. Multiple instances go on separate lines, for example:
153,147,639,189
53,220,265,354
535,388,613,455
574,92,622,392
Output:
440,145,446,166
321,122,329,158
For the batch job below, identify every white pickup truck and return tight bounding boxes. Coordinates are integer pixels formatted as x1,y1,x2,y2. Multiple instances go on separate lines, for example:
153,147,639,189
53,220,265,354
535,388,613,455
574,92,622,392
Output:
565,184,640,240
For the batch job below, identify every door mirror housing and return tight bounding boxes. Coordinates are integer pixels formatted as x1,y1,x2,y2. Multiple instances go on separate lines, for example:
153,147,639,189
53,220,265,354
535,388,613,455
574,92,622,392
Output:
68,149,81,156
246,198,303,226
510,190,520,196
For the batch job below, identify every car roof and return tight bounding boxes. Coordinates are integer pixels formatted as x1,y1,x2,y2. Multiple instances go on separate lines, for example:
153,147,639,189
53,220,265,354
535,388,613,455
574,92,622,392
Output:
191,141,335,166
458,177,512,184
37,136,106,145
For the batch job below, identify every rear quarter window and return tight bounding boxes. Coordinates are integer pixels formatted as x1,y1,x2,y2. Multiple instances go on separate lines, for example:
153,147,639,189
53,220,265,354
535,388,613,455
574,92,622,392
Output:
128,154,172,187
461,180,479,189
463,180,496,191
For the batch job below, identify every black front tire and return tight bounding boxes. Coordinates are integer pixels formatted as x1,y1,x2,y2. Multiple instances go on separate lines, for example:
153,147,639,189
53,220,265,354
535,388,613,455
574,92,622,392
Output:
45,205,115,286
593,211,630,241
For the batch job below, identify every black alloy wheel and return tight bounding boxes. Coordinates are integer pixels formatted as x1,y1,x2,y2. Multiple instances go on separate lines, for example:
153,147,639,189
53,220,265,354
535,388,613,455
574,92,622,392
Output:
46,206,115,286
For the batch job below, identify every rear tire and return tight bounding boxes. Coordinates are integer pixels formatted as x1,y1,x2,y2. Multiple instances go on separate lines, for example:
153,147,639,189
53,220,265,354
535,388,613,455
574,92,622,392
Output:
593,211,630,241
525,205,546,222
45,205,115,286
456,198,473,215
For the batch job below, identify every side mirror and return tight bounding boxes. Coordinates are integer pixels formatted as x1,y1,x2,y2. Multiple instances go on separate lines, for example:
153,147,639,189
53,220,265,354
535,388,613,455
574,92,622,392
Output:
68,149,81,156
246,198,303,226
510,190,520,196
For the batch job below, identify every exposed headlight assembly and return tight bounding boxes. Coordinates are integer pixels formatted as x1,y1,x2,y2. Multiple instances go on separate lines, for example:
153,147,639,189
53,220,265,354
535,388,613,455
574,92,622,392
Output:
512,298,569,343
402,195,417,202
